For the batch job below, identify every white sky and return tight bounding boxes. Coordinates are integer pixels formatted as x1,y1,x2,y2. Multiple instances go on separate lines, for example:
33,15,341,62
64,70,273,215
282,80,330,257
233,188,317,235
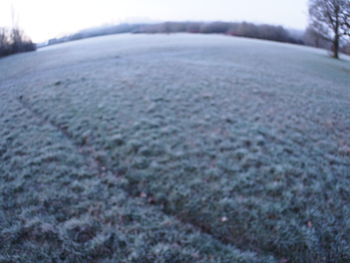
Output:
0,0,308,43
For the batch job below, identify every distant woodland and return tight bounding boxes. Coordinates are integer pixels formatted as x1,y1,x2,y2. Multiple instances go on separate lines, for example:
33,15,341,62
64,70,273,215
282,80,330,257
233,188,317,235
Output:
48,22,304,45
47,21,350,55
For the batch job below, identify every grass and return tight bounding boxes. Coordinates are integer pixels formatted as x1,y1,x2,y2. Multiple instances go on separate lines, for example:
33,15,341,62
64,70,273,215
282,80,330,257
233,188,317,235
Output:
1,33,350,262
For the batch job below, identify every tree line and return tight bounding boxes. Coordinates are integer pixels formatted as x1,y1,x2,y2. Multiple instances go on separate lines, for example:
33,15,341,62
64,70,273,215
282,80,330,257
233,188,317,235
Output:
134,22,304,44
48,22,304,47
0,27,36,58
48,0,350,59
47,16,350,58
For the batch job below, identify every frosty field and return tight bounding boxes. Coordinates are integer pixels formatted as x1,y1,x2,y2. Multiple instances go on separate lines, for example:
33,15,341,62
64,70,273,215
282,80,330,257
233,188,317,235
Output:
1,34,350,262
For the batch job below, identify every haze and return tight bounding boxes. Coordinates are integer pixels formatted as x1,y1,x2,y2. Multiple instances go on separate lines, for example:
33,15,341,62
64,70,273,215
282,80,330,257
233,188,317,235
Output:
0,0,308,43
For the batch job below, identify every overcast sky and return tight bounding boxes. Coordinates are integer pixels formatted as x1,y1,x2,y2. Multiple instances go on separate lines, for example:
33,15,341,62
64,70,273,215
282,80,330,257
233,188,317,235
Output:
0,0,308,43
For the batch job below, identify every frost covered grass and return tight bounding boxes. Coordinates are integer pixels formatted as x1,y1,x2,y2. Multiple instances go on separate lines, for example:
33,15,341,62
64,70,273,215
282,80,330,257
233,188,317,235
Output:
1,34,350,262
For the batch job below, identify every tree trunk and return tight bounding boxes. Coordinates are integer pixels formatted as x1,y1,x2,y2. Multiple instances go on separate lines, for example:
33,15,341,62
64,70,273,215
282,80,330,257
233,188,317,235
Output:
333,35,339,59
333,9,340,59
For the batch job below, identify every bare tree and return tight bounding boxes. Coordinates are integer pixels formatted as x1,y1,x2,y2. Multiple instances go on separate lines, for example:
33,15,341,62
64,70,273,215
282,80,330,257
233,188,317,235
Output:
309,0,350,58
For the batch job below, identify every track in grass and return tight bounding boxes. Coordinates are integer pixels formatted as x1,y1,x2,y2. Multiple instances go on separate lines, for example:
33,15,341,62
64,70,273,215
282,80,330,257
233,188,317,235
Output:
0,77,275,263
17,91,279,261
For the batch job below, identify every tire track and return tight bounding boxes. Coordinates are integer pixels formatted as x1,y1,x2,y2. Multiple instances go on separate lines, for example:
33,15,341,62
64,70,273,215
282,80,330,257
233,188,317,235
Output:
17,96,279,262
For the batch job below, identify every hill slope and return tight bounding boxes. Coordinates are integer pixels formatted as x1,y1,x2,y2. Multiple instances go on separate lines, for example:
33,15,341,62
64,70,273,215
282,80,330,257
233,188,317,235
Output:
1,34,350,262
